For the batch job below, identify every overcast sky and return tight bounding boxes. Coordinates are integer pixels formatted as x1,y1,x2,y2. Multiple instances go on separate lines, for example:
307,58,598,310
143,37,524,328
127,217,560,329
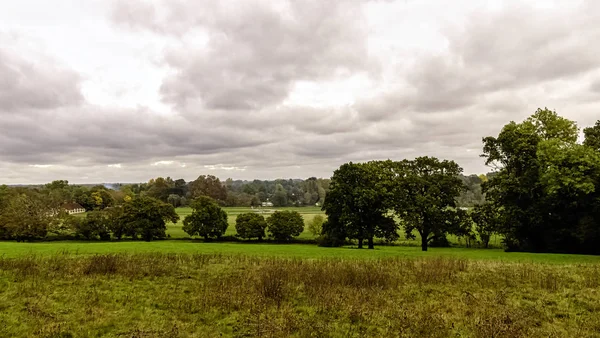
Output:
1,0,599,184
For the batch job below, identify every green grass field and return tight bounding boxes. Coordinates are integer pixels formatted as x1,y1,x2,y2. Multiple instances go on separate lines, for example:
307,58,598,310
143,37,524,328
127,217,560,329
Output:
1,241,600,264
1,253,600,337
3,207,600,336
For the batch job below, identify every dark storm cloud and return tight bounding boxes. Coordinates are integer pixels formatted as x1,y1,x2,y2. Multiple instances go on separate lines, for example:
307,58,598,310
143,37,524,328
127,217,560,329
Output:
112,0,370,111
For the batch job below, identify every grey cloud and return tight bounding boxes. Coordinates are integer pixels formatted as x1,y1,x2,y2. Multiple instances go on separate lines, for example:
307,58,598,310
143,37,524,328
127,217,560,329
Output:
113,0,370,111
0,37,83,112
590,79,600,94
362,2,600,117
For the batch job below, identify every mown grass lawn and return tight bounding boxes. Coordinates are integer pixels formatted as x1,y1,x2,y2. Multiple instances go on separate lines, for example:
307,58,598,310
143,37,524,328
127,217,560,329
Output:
1,240,600,264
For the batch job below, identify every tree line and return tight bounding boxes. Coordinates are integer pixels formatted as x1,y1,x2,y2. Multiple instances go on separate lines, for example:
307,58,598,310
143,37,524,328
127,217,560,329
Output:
321,109,600,254
1,108,598,254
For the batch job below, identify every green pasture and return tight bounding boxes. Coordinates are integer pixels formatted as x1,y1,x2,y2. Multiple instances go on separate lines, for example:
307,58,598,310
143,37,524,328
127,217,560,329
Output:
1,241,599,264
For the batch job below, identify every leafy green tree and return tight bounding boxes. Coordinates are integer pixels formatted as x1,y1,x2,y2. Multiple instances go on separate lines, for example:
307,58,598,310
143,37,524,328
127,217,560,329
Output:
106,206,126,240
188,175,227,202
73,211,111,240
119,196,179,241
235,213,267,240
183,196,228,240
267,211,304,241
471,203,501,248
0,193,50,241
307,215,325,237
482,108,591,252
322,161,397,249
584,120,600,151
390,157,465,251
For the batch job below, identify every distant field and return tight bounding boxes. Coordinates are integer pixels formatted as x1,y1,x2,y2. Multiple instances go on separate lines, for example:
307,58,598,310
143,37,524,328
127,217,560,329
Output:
169,206,325,239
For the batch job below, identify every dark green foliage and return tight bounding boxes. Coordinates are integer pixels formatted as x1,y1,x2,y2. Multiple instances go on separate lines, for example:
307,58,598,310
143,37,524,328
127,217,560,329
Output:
450,209,477,248
73,211,111,240
322,161,397,249
0,192,50,241
483,108,600,254
118,196,179,241
583,120,600,151
183,196,228,239
318,218,347,247
235,213,267,240
267,211,304,241
390,157,465,251
188,175,227,202
471,204,501,248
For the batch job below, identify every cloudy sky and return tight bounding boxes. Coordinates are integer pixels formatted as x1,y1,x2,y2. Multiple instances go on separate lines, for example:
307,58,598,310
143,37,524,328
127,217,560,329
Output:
1,0,599,184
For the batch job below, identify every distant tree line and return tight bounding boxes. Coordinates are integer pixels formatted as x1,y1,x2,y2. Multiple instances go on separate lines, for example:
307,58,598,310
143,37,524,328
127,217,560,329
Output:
123,176,333,208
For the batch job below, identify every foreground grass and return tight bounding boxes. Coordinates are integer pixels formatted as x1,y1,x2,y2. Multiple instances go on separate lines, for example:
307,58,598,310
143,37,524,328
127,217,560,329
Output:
1,253,600,337
1,241,600,264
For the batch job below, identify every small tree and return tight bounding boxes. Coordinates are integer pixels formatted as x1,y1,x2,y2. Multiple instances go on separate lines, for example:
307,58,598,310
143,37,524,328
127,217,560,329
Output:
471,203,501,248
267,211,304,241
235,213,267,240
183,196,228,240
307,214,325,237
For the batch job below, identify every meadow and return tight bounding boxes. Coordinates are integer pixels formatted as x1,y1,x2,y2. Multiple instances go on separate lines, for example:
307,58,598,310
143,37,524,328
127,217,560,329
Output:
1,253,600,337
2,206,600,337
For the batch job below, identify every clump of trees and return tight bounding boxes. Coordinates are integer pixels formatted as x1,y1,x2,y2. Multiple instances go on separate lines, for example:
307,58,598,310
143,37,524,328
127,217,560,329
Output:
482,109,600,254
323,158,465,250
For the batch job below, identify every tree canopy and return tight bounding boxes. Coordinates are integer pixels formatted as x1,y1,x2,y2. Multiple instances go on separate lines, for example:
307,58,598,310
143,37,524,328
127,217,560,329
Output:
483,108,600,253
183,196,228,240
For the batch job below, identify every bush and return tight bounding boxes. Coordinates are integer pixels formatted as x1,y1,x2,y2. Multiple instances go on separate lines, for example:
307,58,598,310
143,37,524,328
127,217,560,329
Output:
430,235,451,247
235,213,267,240
267,211,304,241
307,215,325,237
317,233,346,247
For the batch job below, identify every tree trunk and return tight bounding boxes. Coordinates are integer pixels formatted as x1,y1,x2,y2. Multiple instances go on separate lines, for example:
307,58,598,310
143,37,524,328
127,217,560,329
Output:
358,238,363,249
367,236,374,249
421,237,428,251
